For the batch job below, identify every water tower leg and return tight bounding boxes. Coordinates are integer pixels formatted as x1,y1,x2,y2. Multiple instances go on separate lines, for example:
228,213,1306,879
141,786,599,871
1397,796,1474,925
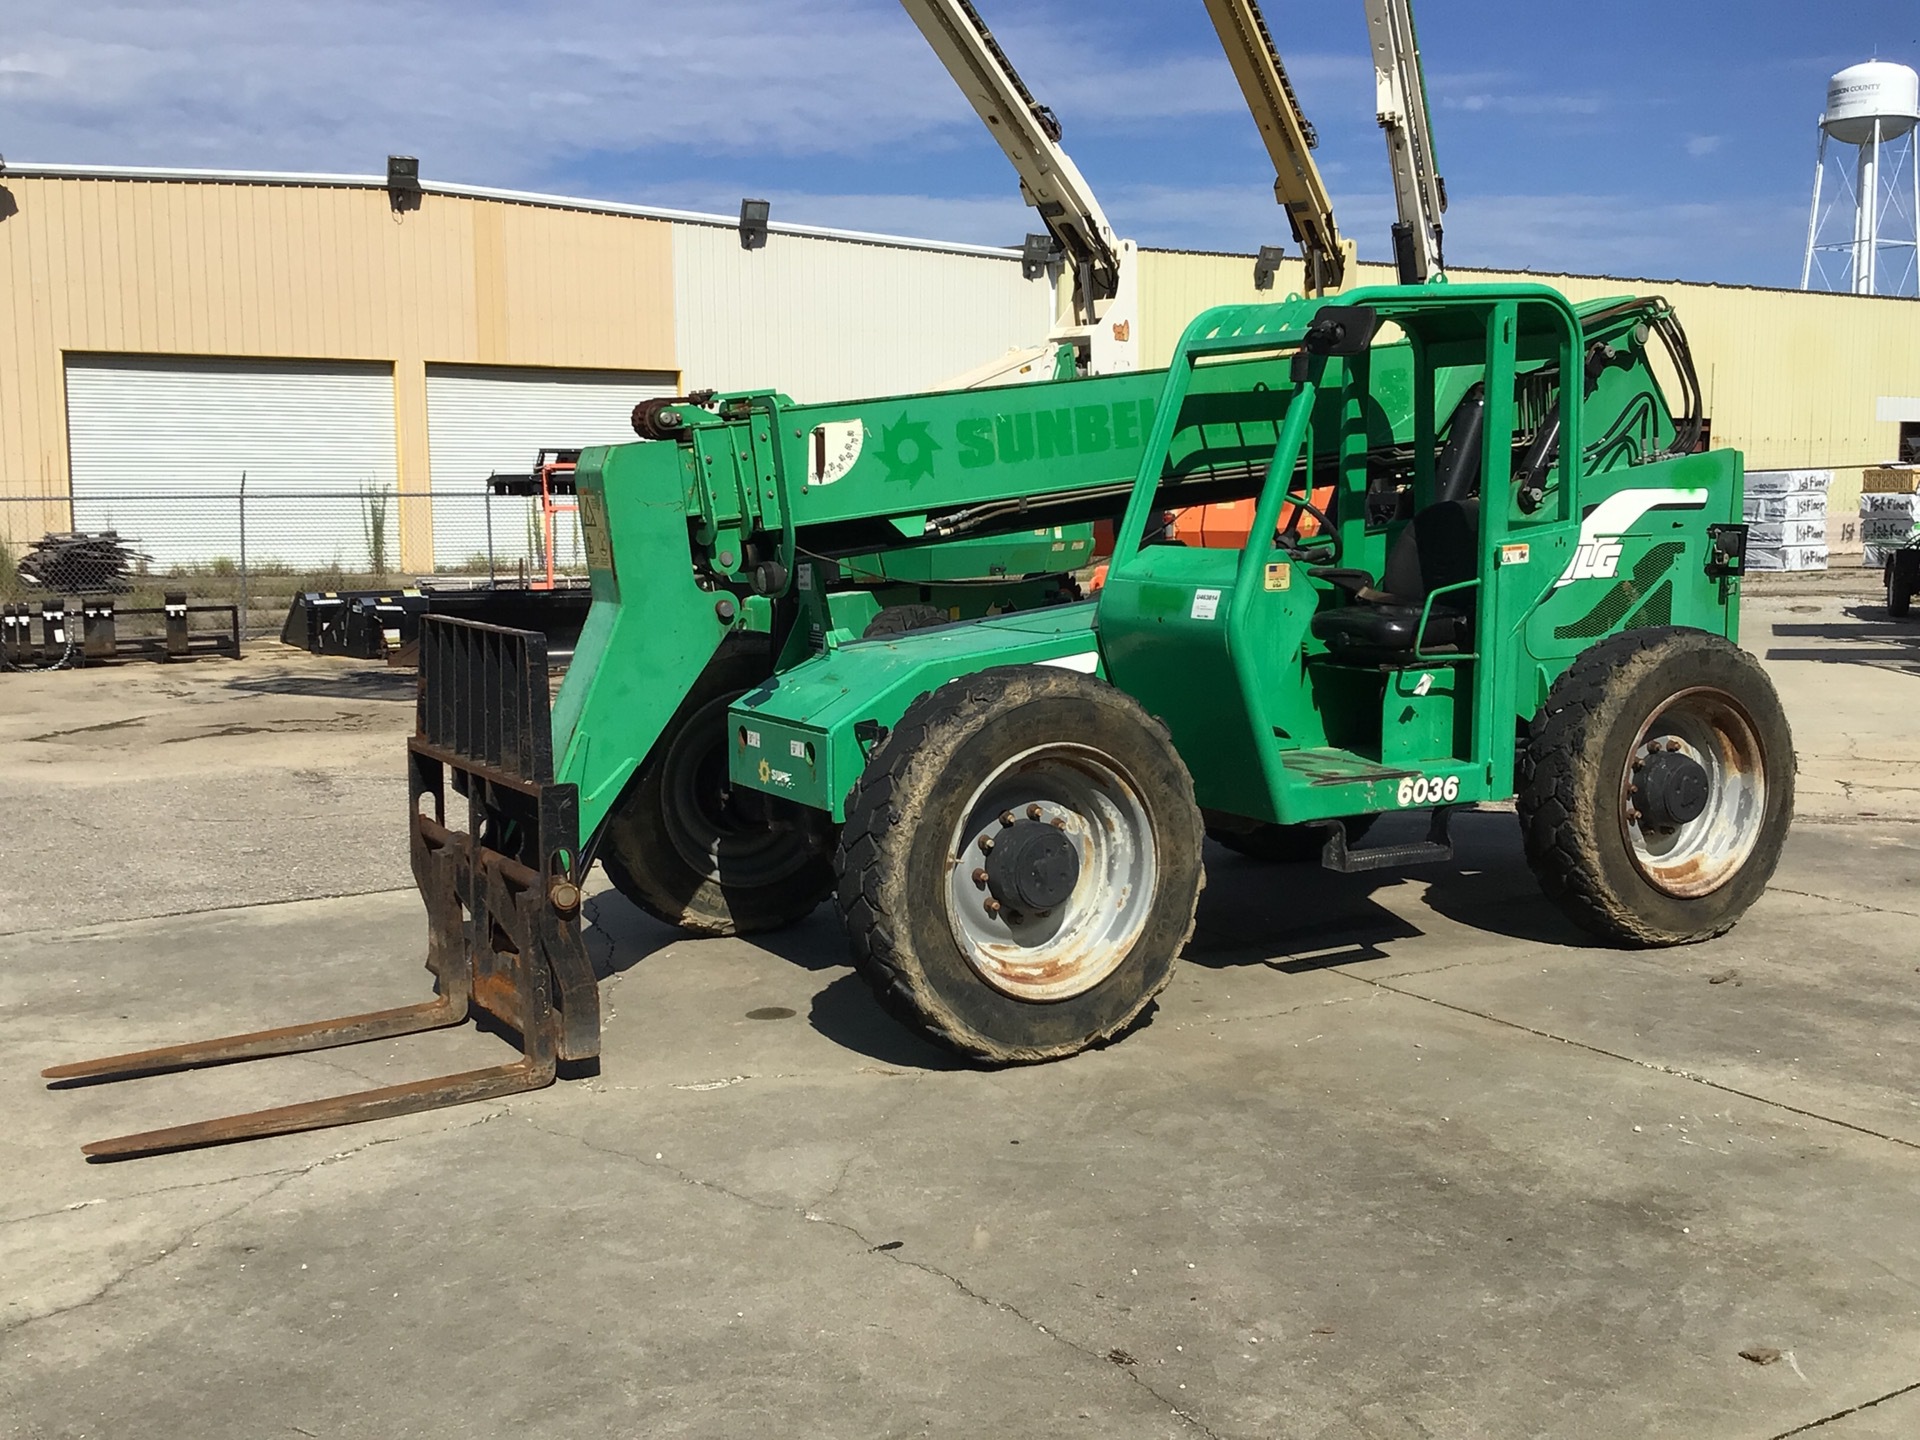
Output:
1856,123,1880,294
1802,129,1827,289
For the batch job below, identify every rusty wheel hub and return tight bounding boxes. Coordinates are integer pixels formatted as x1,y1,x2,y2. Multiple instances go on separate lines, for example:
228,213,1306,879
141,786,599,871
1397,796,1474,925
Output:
946,744,1155,1002
1622,687,1766,898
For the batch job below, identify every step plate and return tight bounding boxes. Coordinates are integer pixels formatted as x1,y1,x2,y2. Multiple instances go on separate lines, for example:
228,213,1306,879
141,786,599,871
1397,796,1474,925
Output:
1320,807,1455,874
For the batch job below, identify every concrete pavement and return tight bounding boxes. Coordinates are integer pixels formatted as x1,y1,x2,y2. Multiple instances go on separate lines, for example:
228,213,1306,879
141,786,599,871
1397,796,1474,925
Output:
4,588,1919,1439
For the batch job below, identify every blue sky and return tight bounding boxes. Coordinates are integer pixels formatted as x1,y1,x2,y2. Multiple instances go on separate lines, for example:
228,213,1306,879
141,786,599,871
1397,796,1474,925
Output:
4,0,1915,287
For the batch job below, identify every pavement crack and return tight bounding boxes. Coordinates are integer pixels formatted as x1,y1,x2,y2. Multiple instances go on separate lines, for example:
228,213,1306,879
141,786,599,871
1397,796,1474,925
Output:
1169,992,1362,1033
1765,1377,1920,1437
0,1107,505,1334
1344,975,1920,1155
0,1168,304,1229
0,885,418,941
1769,886,1920,919
521,1117,1223,1437
0,1170,303,1338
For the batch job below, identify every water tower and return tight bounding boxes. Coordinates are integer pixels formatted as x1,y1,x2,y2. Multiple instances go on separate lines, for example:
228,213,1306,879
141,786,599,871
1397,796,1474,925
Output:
1801,61,1920,296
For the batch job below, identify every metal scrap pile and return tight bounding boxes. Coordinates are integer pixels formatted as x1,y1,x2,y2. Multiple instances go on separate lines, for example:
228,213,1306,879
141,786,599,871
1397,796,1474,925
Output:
15,532,152,594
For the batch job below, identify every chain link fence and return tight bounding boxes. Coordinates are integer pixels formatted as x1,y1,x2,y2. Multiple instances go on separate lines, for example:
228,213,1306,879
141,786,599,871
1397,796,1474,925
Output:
0,482,589,639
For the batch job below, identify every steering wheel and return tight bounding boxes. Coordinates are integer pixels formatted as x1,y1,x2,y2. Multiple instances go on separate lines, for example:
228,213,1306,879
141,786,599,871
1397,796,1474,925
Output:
1276,490,1340,564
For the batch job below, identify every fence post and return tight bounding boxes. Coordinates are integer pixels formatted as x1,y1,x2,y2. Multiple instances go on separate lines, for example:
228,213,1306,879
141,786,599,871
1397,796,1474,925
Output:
485,478,495,586
237,471,249,635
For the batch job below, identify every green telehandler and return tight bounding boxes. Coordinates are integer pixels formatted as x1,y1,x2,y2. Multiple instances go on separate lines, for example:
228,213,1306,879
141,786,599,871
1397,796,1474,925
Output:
47,281,1793,1157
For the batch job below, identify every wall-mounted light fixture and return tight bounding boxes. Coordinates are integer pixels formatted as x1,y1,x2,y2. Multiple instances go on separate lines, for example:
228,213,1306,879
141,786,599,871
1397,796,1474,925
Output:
387,155,422,214
1021,232,1062,281
738,198,771,250
1253,245,1287,291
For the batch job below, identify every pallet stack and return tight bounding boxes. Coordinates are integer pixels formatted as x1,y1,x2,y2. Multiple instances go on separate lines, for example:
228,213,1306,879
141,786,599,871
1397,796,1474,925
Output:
1743,470,1831,572
1859,466,1920,569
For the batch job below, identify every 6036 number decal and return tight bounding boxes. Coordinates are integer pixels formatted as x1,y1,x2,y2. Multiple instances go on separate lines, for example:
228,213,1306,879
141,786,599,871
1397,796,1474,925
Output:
1397,774,1461,807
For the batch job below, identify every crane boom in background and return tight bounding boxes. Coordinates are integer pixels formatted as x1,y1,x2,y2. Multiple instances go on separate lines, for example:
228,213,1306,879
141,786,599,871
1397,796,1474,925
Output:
1200,0,1351,294
897,0,1139,375
1208,0,1449,290
1363,0,1448,284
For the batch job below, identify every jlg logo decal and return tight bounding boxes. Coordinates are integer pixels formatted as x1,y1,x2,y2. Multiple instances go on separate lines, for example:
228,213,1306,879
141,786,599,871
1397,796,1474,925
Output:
1554,488,1710,588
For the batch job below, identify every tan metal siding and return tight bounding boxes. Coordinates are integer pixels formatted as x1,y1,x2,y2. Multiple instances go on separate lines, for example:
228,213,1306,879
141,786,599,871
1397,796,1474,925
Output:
1138,249,1920,513
670,222,1052,404
0,175,676,566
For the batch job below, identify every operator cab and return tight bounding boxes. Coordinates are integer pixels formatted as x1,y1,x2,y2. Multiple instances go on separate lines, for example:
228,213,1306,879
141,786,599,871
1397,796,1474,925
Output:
1094,285,1602,833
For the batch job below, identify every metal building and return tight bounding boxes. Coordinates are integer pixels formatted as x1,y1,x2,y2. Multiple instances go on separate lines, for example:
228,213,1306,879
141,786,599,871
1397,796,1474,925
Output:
0,165,1049,572
2,163,1918,575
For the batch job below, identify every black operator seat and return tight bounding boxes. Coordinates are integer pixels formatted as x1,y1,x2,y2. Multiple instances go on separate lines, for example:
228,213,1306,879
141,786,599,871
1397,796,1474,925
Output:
1308,383,1486,659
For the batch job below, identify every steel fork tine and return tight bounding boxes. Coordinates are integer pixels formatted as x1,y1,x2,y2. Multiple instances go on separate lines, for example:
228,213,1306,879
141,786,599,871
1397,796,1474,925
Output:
79,1056,554,1161
41,995,468,1086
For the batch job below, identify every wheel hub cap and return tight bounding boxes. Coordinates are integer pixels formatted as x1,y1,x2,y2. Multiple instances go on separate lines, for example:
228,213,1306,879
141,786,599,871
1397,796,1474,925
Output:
985,821,1081,913
1637,750,1710,827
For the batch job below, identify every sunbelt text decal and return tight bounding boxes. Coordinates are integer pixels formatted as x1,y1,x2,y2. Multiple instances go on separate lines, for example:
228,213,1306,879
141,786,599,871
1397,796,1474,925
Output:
1555,488,1709,587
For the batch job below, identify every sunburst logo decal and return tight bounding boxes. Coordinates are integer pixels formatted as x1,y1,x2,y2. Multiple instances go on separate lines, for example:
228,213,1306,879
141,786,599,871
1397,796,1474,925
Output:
875,419,942,484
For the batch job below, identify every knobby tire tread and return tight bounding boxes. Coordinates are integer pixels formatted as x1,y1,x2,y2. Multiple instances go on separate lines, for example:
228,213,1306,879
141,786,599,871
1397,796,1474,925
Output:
836,672,1202,1063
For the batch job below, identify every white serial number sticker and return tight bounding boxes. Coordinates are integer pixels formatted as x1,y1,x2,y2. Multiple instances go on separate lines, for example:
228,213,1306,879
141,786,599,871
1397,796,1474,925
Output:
1397,775,1461,807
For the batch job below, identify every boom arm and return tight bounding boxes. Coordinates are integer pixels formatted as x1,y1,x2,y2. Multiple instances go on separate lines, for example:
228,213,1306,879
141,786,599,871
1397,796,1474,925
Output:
1202,0,1348,294
1363,0,1447,283
899,0,1137,372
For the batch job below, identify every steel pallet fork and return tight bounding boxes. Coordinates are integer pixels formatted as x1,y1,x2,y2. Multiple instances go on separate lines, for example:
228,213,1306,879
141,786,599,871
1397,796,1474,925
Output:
42,619,600,1160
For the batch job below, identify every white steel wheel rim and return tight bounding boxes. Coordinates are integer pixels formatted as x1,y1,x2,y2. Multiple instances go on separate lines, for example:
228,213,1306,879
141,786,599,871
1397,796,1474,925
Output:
1621,686,1767,898
945,743,1157,1002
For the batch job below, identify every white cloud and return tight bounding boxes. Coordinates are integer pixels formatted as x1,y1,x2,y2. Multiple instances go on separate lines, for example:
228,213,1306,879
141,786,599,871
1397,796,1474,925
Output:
1441,92,1606,116
1,0,983,180
1687,134,1725,157
0,0,1369,189
1436,191,1803,282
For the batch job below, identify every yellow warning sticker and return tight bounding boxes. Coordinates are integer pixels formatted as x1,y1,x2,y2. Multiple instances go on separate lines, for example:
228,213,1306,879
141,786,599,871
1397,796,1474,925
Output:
1264,562,1292,591
1500,543,1531,566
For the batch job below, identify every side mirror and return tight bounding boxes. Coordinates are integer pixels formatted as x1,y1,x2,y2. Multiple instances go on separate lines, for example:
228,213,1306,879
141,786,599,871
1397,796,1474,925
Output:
1305,306,1379,356
1291,306,1379,384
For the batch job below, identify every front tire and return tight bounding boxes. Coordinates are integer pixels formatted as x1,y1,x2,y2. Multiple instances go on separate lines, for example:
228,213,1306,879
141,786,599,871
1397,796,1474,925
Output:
1888,549,1918,619
836,666,1205,1063
599,637,836,936
1518,628,1793,946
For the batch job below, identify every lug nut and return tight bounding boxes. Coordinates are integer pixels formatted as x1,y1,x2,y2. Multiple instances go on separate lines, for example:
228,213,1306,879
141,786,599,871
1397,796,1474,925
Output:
1000,810,1017,827
1052,818,1067,829
1027,804,1044,820
1631,756,1645,770
978,835,994,853
1665,738,1683,752
972,867,989,886
984,898,1002,917
1626,807,1642,824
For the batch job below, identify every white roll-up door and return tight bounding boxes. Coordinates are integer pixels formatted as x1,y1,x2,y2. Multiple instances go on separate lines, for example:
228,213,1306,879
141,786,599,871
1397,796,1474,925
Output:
425,365,675,571
65,355,399,571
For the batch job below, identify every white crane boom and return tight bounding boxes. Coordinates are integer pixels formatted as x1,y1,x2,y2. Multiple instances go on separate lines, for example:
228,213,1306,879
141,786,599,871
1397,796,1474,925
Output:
1362,0,1448,283
898,0,1138,374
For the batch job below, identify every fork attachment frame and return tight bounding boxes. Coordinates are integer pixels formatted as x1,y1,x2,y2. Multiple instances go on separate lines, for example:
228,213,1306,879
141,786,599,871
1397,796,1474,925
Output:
42,618,600,1161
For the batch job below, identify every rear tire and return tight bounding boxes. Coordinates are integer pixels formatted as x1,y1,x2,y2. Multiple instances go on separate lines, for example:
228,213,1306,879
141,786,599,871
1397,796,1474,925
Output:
862,604,952,639
1518,627,1793,946
1888,549,1918,619
837,666,1205,1063
1209,815,1376,863
599,636,836,936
